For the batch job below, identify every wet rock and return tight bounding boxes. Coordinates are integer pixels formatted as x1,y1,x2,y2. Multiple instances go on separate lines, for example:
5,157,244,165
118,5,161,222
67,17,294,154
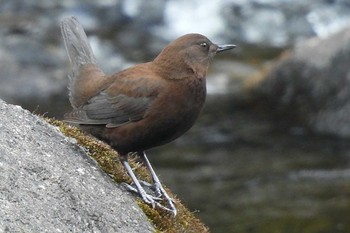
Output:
0,99,154,233
250,25,350,137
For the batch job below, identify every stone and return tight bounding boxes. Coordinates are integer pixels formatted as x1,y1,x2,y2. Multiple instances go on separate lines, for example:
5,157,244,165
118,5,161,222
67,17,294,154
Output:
251,25,350,136
0,99,154,233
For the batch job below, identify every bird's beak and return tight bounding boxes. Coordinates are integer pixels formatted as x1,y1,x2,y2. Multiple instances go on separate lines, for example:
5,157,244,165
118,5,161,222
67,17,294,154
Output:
216,44,236,53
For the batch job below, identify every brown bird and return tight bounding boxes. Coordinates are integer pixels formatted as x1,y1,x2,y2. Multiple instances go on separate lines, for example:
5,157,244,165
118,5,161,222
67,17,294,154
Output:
60,16,235,215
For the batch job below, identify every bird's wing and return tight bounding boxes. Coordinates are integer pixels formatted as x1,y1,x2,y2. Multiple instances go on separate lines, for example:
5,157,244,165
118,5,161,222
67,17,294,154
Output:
64,75,158,128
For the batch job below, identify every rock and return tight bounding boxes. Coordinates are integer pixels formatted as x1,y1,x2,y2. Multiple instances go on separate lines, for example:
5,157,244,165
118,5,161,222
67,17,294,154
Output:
0,99,154,232
250,25,350,137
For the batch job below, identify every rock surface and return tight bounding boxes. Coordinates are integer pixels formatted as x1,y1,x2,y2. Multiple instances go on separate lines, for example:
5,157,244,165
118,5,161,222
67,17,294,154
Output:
251,24,350,137
0,99,154,233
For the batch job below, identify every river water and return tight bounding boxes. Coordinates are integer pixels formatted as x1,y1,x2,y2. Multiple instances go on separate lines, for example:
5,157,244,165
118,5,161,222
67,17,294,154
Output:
150,101,350,233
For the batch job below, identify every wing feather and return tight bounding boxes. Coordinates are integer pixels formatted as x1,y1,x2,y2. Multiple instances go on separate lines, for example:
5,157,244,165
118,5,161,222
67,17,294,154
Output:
65,91,152,127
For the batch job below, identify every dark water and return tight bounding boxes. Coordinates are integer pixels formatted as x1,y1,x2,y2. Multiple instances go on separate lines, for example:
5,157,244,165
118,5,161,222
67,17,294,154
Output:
149,106,350,233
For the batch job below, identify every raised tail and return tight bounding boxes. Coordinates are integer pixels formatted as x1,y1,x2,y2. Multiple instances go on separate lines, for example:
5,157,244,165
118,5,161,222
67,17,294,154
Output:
61,17,106,109
60,16,97,76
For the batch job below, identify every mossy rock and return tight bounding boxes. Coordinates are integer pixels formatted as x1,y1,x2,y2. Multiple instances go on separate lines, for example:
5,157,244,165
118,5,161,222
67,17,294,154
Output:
46,118,209,233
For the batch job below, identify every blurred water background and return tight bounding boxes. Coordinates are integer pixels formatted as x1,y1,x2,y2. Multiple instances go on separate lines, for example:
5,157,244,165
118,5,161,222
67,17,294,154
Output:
1,1,350,232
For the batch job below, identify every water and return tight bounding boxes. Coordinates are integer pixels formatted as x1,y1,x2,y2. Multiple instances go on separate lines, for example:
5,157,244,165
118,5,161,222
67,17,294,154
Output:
149,107,350,233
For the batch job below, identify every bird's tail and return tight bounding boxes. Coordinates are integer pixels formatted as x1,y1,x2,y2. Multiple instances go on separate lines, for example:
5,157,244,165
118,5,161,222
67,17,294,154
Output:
61,16,97,76
61,17,105,108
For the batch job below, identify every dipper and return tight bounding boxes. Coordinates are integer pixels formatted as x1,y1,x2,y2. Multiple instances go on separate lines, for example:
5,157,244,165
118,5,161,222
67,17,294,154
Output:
61,16,235,215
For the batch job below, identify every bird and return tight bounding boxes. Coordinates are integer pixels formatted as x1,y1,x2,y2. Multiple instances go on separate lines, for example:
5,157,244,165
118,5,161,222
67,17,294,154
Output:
60,16,235,215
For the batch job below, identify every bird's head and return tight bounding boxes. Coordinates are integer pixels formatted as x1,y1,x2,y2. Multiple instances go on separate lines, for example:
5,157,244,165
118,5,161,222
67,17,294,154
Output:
154,33,235,79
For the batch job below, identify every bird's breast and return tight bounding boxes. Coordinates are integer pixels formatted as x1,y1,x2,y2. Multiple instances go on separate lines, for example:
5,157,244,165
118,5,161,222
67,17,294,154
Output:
145,76,206,143
102,75,207,153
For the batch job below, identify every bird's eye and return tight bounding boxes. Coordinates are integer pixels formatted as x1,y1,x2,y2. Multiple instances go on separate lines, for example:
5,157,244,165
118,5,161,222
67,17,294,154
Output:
200,42,208,48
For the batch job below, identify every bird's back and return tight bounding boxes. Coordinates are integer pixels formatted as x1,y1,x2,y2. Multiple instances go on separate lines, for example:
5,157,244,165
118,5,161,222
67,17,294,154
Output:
61,17,211,153
71,62,206,153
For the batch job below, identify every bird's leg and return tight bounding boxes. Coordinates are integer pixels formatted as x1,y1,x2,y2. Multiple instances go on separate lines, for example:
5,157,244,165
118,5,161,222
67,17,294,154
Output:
121,155,176,213
120,156,161,208
138,151,177,216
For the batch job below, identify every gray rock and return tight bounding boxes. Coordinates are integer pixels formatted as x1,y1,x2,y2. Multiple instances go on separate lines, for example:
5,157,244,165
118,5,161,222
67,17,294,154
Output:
0,99,154,233
252,25,350,137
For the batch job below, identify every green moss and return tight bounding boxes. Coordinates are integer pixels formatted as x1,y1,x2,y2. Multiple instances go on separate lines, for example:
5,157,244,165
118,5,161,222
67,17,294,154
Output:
45,118,210,233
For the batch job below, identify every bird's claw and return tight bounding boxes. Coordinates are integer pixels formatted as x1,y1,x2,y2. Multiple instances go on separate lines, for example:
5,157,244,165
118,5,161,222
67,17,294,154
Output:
150,182,177,215
142,194,176,215
122,182,176,215
122,182,162,201
121,154,177,215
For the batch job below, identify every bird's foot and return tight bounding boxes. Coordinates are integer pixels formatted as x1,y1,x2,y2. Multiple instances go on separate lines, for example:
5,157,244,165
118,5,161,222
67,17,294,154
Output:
122,182,162,201
122,182,176,214
152,182,177,216
121,153,177,216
